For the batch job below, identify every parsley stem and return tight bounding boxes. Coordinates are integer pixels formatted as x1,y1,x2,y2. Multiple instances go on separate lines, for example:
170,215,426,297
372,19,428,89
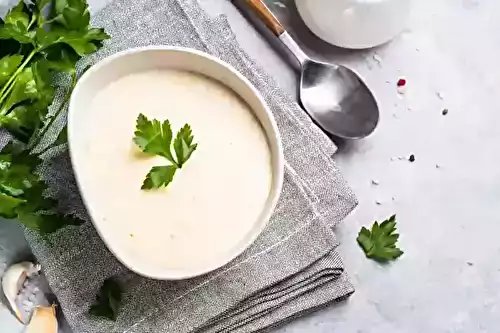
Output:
0,49,37,110
27,14,37,30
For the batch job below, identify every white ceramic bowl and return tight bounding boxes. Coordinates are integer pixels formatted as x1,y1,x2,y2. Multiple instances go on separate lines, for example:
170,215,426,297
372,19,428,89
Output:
296,0,411,49
68,46,284,280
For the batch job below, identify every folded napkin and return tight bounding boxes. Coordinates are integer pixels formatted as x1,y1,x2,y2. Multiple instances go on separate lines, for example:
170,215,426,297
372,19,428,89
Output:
17,0,357,331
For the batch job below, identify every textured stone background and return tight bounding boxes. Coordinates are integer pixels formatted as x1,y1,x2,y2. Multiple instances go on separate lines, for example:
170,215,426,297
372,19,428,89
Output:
1,0,500,332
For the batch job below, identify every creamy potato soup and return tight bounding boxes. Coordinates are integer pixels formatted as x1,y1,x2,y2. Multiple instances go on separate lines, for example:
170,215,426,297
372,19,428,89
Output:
81,69,272,272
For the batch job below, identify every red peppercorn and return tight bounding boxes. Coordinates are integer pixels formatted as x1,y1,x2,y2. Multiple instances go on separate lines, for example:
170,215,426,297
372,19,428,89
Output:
397,78,406,87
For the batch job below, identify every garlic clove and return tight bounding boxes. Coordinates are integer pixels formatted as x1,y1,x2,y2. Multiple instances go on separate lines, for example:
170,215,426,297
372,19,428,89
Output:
25,306,58,333
1,261,40,323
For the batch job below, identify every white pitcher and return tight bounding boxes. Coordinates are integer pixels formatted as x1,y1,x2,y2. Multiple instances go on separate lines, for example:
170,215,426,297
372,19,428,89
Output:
295,0,411,49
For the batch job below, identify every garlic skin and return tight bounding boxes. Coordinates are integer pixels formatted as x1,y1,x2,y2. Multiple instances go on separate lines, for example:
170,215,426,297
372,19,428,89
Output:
1,261,40,323
25,306,58,333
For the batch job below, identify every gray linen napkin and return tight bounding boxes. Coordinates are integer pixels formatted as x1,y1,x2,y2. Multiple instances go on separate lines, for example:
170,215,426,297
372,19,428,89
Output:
11,0,357,331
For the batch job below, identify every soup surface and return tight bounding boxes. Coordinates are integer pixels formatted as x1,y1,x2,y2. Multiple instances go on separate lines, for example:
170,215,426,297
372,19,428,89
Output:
81,69,272,273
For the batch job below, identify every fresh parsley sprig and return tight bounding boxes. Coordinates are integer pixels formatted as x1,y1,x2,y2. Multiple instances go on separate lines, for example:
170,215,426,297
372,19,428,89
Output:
133,113,198,190
0,0,109,144
0,0,109,234
357,215,404,262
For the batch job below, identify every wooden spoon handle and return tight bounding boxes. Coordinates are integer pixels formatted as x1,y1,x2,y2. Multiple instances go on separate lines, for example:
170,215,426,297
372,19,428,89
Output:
242,0,285,36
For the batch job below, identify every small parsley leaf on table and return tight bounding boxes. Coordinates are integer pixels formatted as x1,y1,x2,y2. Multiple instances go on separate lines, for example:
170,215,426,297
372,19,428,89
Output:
133,114,197,190
357,215,404,262
89,278,122,321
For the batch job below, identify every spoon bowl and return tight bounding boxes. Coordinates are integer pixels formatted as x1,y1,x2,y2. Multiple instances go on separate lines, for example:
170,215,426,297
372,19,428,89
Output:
300,61,379,139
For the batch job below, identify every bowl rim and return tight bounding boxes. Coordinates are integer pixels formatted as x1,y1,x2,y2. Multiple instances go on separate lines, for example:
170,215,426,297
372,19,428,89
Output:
67,46,284,280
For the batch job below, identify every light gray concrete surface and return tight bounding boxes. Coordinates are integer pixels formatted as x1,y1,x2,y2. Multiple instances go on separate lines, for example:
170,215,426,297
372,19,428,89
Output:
1,0,500,332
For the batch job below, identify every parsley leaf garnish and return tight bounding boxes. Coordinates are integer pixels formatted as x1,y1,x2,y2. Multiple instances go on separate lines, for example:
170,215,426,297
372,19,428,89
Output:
133,113,175,164
89,278,122,321
357,215,404,262
133,113,197,190
141,165,178,190
173,124,198,168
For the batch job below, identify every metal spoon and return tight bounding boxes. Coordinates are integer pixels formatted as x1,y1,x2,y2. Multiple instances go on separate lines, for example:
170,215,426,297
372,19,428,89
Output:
236,0,379,139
